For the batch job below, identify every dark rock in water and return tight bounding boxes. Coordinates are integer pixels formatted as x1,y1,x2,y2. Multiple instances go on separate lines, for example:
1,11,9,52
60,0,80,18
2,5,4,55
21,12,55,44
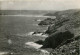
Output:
41,31,74,49
35,40,44,45
32,31,44,35
33,31,41,34
38,18,55,25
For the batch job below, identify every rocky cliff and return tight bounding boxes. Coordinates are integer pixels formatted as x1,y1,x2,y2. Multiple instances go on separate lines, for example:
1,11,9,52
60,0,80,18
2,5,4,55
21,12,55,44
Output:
43,9,80,35
38,9,80,55
38,18,55,25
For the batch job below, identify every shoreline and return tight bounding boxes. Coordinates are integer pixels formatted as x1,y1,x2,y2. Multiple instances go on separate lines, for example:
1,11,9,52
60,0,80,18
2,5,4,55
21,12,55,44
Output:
16,31,48,37
0,15,55,18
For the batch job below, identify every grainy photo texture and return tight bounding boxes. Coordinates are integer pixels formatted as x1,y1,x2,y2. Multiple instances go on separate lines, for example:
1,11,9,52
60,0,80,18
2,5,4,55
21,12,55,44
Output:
0,0,80,55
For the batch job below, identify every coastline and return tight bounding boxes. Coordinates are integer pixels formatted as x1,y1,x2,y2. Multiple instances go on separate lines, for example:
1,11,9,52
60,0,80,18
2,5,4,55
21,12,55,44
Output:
0,15,55,18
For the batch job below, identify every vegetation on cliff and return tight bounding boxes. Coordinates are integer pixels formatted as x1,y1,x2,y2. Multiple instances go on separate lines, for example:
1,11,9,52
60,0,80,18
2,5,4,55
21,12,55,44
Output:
38,9,80,55
38,18,55,25
44,9,80,35
50,37,79,55
41,31,74,49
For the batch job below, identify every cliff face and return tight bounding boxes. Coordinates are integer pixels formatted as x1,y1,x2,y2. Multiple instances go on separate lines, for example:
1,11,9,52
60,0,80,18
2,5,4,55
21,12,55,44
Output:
38,18,55,25
37,9,80,55
50,38,79,55
41,31,74,49
44,9,80,35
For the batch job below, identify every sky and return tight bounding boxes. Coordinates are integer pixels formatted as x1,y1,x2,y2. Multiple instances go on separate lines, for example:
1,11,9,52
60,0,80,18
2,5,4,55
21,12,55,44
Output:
0,0,80,10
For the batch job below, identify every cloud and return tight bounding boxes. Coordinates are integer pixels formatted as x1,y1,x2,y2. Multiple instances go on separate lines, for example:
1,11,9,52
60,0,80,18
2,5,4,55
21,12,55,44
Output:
0,0,80,10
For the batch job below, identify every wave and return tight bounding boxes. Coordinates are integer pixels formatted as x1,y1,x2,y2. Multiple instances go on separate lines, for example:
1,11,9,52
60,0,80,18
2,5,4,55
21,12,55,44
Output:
34,19,42,22
25,42,50,55
27,32,34,36
25,42,43,49
0,52,9,55
16,31,48,37
1,15,52,18
28,32,48,37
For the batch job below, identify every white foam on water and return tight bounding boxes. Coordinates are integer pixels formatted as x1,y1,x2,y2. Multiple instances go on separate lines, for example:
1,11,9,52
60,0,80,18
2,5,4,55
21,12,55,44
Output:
33,33,48,37
36,19,42,22
0,52,8,55
25,42,50,55
40,49,49,54
16,32,34,36
33,33,43,36
25,42,43,49
41,34,48,37
16,31,48,38
27,32,34,35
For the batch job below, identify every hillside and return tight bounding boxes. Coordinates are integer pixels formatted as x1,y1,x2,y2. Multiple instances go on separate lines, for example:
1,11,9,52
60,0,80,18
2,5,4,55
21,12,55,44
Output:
38,18,55,25
41,9,80,35
50,37,79,55
38,9,80,55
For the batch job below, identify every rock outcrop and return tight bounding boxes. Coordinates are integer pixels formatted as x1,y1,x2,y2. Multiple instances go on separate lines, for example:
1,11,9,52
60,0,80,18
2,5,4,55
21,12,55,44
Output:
41,31,74,49
37,9,80,55
38,18,55,26
44,9,80,35
50,36,79,55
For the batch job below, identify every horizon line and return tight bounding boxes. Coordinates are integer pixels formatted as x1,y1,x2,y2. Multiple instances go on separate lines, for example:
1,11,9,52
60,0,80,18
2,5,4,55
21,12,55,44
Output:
0,8,80,11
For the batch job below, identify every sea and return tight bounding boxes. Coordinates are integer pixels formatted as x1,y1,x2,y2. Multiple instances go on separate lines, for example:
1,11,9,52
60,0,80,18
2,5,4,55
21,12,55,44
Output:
0,15,49,55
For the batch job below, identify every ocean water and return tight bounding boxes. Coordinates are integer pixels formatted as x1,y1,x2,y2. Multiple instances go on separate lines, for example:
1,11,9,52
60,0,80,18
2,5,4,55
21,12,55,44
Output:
0,15,48,55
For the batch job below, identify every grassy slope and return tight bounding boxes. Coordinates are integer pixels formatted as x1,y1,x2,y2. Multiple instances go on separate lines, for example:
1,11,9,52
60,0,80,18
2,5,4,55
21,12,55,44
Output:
50,38,79,55
43,9,80,55
45,9,80,35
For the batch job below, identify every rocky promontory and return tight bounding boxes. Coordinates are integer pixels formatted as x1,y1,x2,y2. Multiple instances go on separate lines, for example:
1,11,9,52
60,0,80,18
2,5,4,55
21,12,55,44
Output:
37,9,80,55
38,18,55,26
39,9,80,35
